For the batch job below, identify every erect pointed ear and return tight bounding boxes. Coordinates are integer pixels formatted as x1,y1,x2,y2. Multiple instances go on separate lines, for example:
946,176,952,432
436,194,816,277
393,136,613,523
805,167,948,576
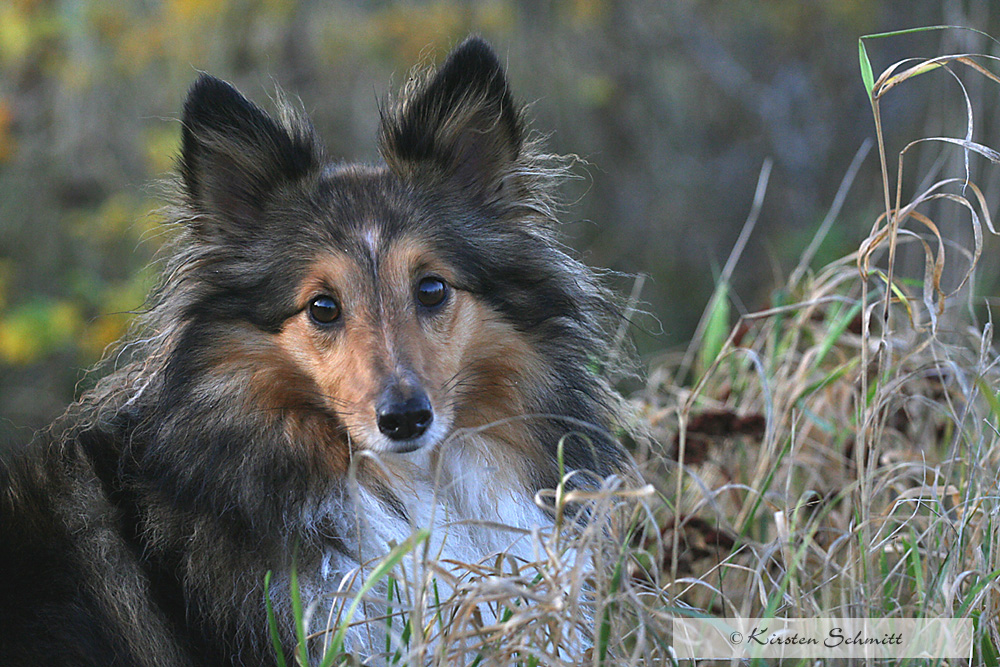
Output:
179,74,322,227
378,37,524,200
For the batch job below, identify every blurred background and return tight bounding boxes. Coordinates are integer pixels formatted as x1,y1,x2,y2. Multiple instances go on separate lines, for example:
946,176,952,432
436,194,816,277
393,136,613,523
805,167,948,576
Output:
2,0,1000,449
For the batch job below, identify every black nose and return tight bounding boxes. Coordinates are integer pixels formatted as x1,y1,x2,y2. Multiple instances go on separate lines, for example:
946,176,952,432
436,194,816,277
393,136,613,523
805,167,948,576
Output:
376,391,433,441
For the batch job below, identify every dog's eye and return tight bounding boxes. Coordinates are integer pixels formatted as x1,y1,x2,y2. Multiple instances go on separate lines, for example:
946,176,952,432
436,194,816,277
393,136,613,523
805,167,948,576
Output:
416,277,448,308
308,295,341,325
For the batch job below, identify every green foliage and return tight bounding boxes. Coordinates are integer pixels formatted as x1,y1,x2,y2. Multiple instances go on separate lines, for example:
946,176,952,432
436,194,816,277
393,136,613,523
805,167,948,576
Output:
264,572,288,667
320,529,429,666
858,38,874,104
267,530,430,666
0,297,81,364
858,25,1000,107
696,281,730,382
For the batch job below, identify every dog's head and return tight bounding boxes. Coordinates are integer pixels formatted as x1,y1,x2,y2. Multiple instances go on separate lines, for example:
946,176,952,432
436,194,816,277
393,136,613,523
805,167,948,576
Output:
173,38,585,465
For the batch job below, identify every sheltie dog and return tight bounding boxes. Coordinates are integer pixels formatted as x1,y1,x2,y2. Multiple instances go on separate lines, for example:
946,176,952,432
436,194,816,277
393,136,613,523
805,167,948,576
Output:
0,37,628,665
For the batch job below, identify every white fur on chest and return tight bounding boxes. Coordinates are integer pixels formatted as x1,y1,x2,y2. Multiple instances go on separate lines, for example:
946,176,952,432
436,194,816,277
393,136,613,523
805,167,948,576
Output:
361,442,547,557
294,437,553,660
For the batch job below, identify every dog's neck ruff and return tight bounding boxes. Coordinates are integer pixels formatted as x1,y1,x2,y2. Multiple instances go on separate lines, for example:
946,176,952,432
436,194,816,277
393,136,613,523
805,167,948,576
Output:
283,432,553,659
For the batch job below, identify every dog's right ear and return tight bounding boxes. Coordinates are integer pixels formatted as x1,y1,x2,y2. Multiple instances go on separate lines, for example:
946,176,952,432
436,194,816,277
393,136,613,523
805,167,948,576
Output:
179,74,322,229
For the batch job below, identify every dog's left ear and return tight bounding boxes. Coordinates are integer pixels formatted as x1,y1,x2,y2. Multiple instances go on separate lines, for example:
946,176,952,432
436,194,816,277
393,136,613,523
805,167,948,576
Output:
379,37,524,201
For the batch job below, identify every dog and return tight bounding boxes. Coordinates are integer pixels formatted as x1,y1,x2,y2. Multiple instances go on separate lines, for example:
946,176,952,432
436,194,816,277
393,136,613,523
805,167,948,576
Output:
0,37,628,665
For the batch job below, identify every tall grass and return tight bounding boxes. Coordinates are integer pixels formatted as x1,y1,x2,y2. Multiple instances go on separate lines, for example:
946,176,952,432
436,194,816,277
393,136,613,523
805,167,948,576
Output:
278,27,1000,665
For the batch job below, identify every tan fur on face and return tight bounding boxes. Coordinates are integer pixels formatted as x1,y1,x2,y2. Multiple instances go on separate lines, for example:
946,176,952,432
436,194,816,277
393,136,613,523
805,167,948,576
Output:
190,323,353,475
272,235,549,478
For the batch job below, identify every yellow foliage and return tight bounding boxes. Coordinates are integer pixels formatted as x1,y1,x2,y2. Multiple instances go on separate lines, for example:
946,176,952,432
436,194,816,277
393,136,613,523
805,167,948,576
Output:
79,275,153,361
577,74,616,107
144,125,181,175
0,100,14,163
0,261,12,311
167,0,225,22
11,0,47,10
59,61,96,91
0,4,32,67
80,316,128,361
90,2,130,43
262,0,296,17
94,193,137,238
48,302,82,341
0,320,39,365
369,2,469,64
105,273,154,317
0,300,83,365
0,1,60,70
474,1,516,34
565,0,607,25
115,23,166,73
69,193,166,247
367,1,516,66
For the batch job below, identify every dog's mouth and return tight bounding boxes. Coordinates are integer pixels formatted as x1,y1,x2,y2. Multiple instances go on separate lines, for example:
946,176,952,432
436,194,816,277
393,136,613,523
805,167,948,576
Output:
384,439,424,454
363,411,451,455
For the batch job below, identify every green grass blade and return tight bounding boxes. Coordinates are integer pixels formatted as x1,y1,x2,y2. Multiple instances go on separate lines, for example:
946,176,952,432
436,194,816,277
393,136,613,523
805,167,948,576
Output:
290,559,309,666
903,534,925,607
597,553,624,664
958,567,1000,615
698,282,730,380
264,571,288,667
859,25,1000,102
860,24,1000,45
796,358,860,409
974,609,1000,667
738,438,792,539
816,300,863,368
319,528,431,667
432,578,445,636
859,39,875,103
385,576,395,656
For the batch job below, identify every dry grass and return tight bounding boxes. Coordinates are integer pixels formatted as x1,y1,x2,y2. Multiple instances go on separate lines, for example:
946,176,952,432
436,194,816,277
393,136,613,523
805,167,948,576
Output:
280,29,1000,666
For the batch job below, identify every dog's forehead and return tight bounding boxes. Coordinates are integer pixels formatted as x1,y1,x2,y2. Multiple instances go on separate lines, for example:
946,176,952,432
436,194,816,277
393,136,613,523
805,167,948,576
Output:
297,167,456,290
316,164,413,215
312,164,424,247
